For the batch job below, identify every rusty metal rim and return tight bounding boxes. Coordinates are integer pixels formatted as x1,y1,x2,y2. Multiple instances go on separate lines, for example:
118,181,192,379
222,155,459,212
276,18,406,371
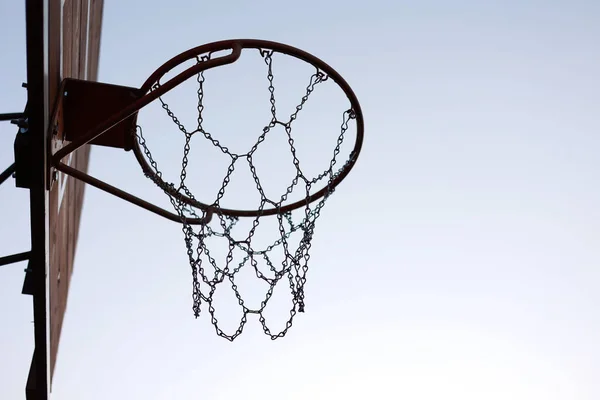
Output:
133,39,364,218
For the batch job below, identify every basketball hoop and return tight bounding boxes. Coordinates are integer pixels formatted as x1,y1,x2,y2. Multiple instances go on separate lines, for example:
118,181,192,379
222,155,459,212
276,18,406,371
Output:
50,39,364,340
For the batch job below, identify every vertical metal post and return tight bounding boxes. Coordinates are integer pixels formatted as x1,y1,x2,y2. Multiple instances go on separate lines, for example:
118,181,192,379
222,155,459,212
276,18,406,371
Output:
24,0,48,398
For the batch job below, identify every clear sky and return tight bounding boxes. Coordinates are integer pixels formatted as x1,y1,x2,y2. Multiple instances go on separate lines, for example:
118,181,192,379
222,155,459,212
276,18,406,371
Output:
1,0,600,399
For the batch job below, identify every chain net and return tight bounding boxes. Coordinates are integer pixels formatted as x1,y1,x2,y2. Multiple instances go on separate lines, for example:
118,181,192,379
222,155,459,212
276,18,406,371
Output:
135,49,356,341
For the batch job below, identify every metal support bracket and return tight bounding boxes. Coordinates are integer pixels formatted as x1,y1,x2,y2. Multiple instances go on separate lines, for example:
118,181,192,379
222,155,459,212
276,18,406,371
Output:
48,78,218,225
0,163,16,186
46,46,243,225
0,251,31,267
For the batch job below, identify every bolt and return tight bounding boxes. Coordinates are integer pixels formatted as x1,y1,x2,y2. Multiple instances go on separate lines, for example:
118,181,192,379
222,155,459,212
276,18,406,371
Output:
10,118,28,129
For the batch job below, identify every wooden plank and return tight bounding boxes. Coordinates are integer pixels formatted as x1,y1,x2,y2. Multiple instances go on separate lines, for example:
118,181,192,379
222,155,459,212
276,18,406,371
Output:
71,0,81,78
78,0,89,79
47,0,61,110
62,0,72,78
87,0,104,81
47,0,103,384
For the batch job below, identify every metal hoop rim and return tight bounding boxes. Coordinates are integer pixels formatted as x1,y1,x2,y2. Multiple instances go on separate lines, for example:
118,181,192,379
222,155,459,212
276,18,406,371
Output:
133,38,364,218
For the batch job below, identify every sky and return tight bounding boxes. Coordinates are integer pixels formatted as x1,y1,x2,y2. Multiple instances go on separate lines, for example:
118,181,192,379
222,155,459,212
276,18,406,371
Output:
1,0,600,399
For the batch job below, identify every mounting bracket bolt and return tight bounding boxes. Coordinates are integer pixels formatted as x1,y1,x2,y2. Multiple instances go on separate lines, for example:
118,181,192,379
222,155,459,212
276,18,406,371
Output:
10,118,28,130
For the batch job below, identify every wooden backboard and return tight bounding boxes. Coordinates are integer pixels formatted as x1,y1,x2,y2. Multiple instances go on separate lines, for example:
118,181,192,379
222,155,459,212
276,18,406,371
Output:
47,0,104,382
25,0,104,398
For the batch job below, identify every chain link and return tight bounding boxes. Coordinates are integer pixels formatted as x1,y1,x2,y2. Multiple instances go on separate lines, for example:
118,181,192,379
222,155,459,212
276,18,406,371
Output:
136,49,354,341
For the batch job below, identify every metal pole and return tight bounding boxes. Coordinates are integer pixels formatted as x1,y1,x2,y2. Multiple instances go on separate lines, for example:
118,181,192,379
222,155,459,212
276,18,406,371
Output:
25,0,48,398
0,163,15,186
0,251,31,267
0,112,25,121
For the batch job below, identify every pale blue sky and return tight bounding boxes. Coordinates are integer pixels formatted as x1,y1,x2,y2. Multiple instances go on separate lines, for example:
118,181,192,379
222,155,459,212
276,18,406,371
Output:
1,0,600,399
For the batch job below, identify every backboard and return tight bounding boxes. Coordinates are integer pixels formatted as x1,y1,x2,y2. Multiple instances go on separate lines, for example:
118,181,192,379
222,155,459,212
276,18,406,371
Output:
24,0,104,398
